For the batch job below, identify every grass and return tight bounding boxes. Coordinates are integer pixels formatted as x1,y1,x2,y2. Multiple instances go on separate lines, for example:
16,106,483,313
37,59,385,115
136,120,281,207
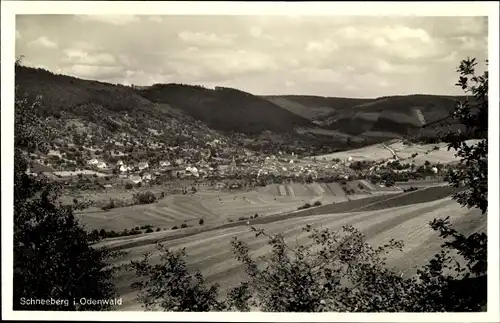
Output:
77,180,417,232
312,139,481,165
109,191,486,310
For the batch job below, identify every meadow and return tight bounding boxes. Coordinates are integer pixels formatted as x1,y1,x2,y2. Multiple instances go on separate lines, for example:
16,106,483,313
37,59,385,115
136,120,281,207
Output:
103,186,486,310
312,139,481,165
76,181,406,232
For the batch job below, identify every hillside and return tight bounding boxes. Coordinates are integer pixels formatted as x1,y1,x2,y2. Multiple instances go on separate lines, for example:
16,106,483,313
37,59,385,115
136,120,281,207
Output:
264,94,469,142
264,95,372,121
15,65,470,159
15,65,236,167
137,85,316,135
321,95,465,138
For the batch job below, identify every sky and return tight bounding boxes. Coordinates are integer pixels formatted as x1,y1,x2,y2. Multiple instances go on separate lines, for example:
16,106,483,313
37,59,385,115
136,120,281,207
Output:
15,15,488,98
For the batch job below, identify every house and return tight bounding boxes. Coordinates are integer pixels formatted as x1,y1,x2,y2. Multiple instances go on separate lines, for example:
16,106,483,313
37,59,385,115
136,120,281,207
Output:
142,173,152,181
116,160,124,166
186,166,199,177
129,175,142,184
159,160,171,167
47,150,62,158
215,182,226,189
138,161,149,170
87,158,99,165
217,165,230,173
96,161,107,169
120,164,132,173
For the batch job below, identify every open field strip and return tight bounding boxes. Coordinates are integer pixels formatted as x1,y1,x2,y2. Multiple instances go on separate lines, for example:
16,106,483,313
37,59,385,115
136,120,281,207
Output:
381,207,486,277
94,187,455,253
112,195,484,310
278,185,287,196
114,204,423,307
357,179,377,191
326,182,346,196
289,183,315,196
311,139,481,164
313,143,393,161
307,183,325,196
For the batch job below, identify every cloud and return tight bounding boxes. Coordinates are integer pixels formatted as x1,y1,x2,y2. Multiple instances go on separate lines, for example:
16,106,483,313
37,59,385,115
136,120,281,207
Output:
63,48,116,66
148,16,164,23
305,39,338,53
177,31,236,46
15,15,488,97
75,15,141,26
29,36,58,48
57,64,124,80
249,26,263,38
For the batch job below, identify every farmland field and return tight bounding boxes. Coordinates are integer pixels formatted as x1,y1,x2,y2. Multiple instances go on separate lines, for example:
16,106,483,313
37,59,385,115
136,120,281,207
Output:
311,139,481,165
103,186,486,311
77,179,417,232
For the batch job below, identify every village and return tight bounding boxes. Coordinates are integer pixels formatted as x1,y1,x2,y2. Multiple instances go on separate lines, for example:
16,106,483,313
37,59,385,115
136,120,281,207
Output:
24,131,448,196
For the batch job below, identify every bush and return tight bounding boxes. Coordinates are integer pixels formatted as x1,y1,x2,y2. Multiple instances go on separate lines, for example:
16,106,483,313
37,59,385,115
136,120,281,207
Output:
133,191,157,205
156,228,161,232
171,226,179,230
238,216,247,221
131,223,487,312
125,182,134,189
313,201,322,207
180,223,188,229
254,213,259,218
101,199,116,211
145,228,154,233
199,219,204,225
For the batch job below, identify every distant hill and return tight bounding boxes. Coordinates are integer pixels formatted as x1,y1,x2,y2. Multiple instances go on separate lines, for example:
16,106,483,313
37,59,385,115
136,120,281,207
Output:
137,85,316,135
264,94,468,142
15,66,232,150
264,95,371,121
15,65,472,157
323,95,465,139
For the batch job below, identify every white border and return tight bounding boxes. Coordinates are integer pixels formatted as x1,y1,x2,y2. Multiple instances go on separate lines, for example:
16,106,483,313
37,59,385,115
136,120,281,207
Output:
1,1,499,322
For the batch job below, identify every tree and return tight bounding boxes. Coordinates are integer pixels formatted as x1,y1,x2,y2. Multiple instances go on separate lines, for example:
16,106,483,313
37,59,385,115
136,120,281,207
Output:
14,78,120,310
445,57,488,214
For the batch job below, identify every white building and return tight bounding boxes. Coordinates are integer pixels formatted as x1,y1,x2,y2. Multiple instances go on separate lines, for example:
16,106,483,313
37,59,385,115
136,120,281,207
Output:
186,166,199,177
87,158,99,165
159,160,171,167
116,160,124,166
129,175,142,184
138,161,149,170
120,164,132,173
96,161,107,169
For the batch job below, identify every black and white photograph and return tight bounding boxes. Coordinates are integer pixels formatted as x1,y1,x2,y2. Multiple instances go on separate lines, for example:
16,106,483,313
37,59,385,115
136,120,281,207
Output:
2,1,499,321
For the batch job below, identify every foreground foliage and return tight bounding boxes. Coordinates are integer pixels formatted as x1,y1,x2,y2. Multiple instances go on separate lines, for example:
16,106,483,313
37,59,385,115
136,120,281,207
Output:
14,77,121,310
